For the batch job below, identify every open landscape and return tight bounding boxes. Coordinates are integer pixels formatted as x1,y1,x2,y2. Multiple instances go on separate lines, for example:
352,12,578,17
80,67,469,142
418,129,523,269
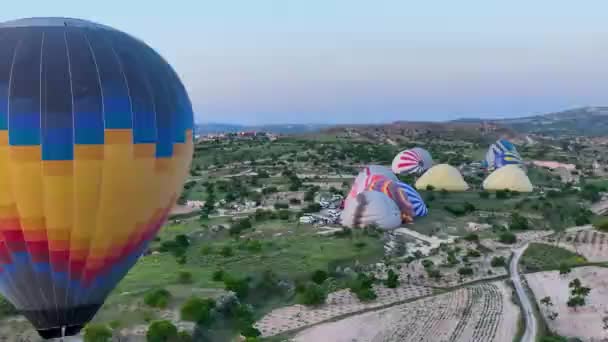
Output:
0,108,605,341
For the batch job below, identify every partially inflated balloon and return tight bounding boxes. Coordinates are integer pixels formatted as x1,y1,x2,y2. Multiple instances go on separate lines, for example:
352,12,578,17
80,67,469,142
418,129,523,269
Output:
0,18,193,338
365,175,414,224
391,147,433,175
394,181,428,217
485,139,522,171
347,165,397,200
340,191,402,230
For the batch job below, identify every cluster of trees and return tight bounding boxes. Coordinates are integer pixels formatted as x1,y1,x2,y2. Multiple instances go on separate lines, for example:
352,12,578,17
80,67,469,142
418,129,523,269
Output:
444,202,476,216
567,278,591,311
159,234,190,264
348,273,377,301
509,213,530,230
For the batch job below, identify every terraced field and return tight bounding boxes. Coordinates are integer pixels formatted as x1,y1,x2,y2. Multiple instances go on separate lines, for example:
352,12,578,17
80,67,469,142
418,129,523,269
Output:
293,281,519,342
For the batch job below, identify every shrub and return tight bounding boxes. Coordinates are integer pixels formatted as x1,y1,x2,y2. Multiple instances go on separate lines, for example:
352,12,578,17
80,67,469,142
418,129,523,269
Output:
144,289,171,309
224,275,250,299
458,267,474,276
444,205,466,216
349,273,377,302
84,324,113,342
491,256,506,267
274,202,289,210
304,203,322,213
427,269,442,280
278,210,290,220
0,297,17,318
200,245,213,255
496,190,509,199
289,198,302,205
498,231,517,244
354,241,367,249
385,269,399,288
426,185,435,191
175,234,190,248
176,256,187,265
146,320,178,342
219,246,234,257
177,271,193,284
510,213,529,230
311,270,328,285
479,191,490,199
212,269,225,282
421,259,434,269
463,233,479,242
297,282,327,305
467,249,481,258
180,297,216,324
594,219,608,232
177,331,193,342
109,320,121,329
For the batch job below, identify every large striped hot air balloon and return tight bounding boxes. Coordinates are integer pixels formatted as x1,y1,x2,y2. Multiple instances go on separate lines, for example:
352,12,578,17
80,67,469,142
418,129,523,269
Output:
366,175,414,224
484,139,522,171
0,18,193,338
395,181,428,217
340,191,402,230
391,147,433,175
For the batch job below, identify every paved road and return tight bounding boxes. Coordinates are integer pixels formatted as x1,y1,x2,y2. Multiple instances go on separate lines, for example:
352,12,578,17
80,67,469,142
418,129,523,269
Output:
510,243,537,342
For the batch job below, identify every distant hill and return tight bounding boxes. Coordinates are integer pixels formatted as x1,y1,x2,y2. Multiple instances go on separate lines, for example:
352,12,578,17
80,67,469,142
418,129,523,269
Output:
195,123,331,135
453,107,608,136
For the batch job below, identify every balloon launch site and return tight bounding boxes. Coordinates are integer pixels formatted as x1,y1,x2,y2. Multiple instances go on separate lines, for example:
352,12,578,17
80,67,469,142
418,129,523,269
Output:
0,14,607,342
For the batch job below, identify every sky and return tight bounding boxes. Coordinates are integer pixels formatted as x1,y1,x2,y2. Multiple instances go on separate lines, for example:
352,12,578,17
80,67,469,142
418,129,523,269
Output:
2,1,608,125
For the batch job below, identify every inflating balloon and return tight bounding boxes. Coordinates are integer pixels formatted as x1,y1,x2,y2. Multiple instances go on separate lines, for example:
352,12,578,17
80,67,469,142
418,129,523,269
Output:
391,147,433,175
340,191,402,230
347,165,397,200
366,175,414,224
484,139,522,171
0,18,193,338
394,181,428,217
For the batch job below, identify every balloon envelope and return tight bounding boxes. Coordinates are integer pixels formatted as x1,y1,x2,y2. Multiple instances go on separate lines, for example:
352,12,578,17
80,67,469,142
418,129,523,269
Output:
365,175,414,223
340,191,402,230
395,181,428,217
391,147,433,175
347,165,397,201
485,139,522,170
0,18,193,338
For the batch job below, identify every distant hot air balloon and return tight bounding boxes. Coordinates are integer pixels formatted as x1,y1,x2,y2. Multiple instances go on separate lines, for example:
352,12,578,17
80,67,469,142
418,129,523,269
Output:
0,18,193,338
347,165,397,200
340,191,402,230
391,147,433,175
366,175,414,224
484,139,522,171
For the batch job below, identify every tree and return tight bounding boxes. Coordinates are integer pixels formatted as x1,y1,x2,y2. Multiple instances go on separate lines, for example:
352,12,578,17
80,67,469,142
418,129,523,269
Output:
567,278,591,311
540,296,553,307
224,275,250,299
559,263,571,276
495,190,509,199
180,297,216,325
297,282,327,305
144,289,171,309
212,269,225,282
498,231,517,244
466,249,481,258
177,271,193,284
147,320,178,342
84,324,113,342
510,213,529,230
426,185,435,191
385,269,399,288
311,270,328,285
491,256,506,267
463,233,479,243
479,191,490,199
458,267,474,276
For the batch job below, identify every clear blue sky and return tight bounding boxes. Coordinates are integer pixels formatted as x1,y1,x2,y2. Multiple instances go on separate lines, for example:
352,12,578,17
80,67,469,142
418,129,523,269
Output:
3,1,608,125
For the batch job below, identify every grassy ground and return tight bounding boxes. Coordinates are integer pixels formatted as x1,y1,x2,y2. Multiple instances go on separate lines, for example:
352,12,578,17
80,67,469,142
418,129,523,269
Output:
520,243,587,273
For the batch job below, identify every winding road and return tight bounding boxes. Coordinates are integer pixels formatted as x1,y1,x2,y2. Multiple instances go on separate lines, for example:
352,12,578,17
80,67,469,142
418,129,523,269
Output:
510,243,537,342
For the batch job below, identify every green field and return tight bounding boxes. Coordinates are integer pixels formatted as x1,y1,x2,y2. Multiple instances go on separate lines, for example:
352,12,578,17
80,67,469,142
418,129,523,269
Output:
521,243,587,273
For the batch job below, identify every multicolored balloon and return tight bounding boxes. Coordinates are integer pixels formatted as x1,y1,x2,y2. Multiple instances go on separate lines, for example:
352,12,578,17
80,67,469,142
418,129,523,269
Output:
0,18,193,338
347,165,397,201
484,139,522,171
340,191,402,230
391,147,433,175
366,175,414,224
395,181,428,217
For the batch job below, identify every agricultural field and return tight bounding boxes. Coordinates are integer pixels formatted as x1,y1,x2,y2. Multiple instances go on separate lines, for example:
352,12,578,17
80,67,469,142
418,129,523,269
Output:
520,243,588,273
293,281,519,342
547,228,608,262
526,267,608,341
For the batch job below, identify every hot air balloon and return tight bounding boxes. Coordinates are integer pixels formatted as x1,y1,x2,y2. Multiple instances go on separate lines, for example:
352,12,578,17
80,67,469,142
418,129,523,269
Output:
391,147,433,175
347,165,397,201
0,18,193,338
395,181,428,217
484,139,522,171
340,191,402,230
366,175,414,224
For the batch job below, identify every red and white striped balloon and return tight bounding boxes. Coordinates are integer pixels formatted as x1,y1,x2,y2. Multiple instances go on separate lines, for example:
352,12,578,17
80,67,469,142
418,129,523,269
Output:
391,147,433,175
